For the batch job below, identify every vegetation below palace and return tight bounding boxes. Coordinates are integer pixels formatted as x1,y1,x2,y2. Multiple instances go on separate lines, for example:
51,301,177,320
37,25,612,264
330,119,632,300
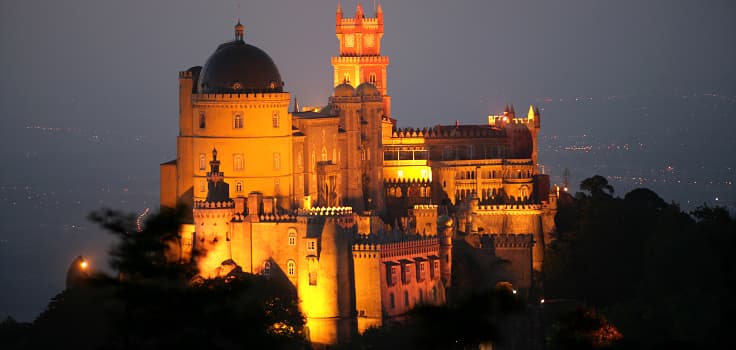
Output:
0,206,308,350
544,175,736,349
1,175,734,349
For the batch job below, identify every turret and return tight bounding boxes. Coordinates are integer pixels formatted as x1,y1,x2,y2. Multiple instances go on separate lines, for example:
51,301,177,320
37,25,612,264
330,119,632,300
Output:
377,3,383,24
438,215,454,288
336,2,343,25
193,149,236,278
355,3,364,22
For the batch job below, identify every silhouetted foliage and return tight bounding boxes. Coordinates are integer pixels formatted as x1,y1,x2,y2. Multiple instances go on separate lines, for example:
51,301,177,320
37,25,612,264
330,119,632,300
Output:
10,207,307,350
544,175,736,349
547,308,622,350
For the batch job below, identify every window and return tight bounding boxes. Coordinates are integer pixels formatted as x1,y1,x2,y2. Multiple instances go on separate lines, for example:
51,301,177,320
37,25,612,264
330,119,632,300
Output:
389,293,395,309
234,154,244,171
235,181,243,192
402,263,411,284
403,291,409,307
433,287,438,301
199,180,206,192
272,111,280,128
418,261,426,281
288,230,296,246
274,178,280,194
199,112,206,128
321,147,327,161
199,153,206,170
433,260,440,279
369,72,377,85
262,261,271,277
397,170,404,178
234,114,243,129
287,260,296,277
307,240,316,252
273,152,281,170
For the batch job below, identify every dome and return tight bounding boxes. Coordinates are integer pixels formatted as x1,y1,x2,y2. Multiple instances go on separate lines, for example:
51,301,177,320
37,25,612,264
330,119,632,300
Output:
438,215,454,228
355,82,380,96
333,83,355,97
197,32,283,93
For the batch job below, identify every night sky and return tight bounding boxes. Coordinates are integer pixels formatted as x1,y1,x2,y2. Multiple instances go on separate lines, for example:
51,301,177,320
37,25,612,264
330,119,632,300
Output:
1,0,735,321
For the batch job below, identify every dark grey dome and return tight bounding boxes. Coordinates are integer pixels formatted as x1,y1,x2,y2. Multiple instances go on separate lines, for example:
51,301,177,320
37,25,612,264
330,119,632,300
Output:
197,39,283,93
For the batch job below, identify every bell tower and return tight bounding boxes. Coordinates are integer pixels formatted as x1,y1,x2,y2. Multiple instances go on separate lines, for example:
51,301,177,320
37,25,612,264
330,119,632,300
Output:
332,3,391,116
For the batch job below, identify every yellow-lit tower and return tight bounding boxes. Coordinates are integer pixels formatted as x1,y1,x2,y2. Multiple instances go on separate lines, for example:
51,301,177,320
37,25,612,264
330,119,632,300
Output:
333,3,391,117
161,22,294,212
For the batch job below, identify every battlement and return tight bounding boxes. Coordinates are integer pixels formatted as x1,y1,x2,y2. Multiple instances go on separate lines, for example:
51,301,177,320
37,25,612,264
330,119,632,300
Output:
481,233,534,248
194,200,235,209
300,206,353,216
192,93,291,103
392,125,510,139
378,238,440,259
412,204,438,212
179,70,194,79
384,178,431,185
474,204,543,214
258,211,298,222
331,56,389,64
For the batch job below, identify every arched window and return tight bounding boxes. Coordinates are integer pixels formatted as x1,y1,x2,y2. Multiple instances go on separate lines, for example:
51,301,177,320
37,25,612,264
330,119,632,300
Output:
199,153,206,170
234,154,244,171
199,112,206,128
389,293,395,309
403,291,409,307
234,114,243,129
287,260,296,277
288,229,297,246
273,153,281,170
321,147,328,161
235,181,243,192
272,111,280,128
262,261,271,277
369,73,377,85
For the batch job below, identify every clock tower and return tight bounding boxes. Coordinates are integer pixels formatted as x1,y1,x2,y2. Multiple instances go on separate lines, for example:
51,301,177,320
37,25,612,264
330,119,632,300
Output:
332,3,391,116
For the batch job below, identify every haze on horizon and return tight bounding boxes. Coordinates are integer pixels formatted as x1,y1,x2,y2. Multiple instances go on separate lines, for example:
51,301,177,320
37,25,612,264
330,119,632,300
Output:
1,0,734,321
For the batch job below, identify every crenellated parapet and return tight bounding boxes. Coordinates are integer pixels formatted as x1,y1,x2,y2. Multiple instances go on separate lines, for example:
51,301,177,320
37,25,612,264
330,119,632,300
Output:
379,238,439,260
331,56,389,65
481,233,534,248
194,200,235,209
473,204,543,215
179,70,194,79
192,93,291,104
384,178,432,185
258,210,299,222
411,204,438,215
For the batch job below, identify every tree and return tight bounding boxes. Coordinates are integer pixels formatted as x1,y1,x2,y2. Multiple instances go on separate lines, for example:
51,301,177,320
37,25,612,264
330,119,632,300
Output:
579,175,614,198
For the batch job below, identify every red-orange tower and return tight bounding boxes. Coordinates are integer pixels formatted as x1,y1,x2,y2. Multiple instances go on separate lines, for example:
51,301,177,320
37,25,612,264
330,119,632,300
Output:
332,3,391,116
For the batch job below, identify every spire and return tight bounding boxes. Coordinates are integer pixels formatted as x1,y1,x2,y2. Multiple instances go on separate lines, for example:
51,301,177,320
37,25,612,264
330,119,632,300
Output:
293,97,299,113
509,104,516,117
528,104,535,120
205,148,231,203
376,2,383,23
504,104,510,115
336,2,343,24
356,3,364,18
234,20,244,41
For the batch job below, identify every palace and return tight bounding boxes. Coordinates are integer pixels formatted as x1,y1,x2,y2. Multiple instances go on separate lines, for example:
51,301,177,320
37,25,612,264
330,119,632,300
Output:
160,4,556,346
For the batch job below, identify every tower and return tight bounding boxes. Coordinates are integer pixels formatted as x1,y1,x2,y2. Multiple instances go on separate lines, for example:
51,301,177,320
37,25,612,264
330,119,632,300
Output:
332,3,391,117
192,149,236,278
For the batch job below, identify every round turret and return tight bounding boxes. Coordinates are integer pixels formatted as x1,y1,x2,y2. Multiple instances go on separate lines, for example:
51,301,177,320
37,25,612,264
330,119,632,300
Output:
438,215,454,228
333,83,356,97
355,82,380,97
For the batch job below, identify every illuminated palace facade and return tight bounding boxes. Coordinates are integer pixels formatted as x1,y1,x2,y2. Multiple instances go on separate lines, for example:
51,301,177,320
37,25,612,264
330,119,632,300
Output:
160,4,556,346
